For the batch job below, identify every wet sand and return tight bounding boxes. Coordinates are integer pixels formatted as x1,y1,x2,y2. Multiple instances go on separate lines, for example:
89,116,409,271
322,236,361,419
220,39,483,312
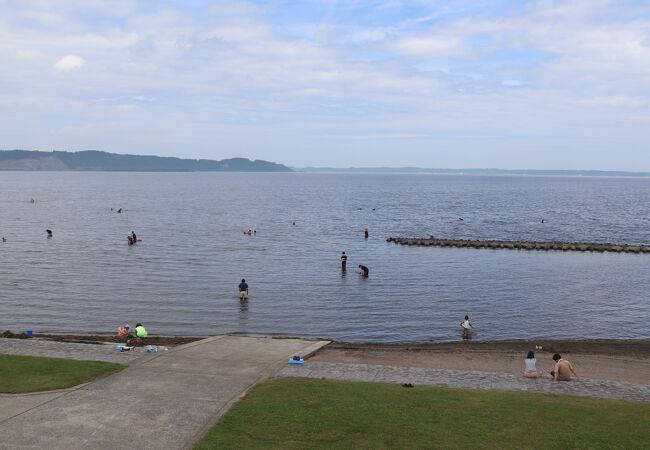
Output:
312,340,650,385
29,333,202,346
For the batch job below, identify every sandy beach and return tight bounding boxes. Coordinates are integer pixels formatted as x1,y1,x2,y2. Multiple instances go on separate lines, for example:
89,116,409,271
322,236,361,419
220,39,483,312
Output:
311,340,650,385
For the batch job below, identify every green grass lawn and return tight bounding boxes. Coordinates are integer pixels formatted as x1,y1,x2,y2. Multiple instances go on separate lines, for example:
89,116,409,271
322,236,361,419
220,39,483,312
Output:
195,377,650,450
0,354,123,393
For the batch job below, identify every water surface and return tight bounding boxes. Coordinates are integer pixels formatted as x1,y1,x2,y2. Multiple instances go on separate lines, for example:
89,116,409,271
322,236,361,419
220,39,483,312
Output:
0,172,648,342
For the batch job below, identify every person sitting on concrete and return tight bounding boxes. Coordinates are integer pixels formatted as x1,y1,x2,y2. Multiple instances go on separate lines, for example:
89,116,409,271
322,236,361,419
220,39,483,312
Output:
550,353,580,381
524,351,542,378
238,278,249,300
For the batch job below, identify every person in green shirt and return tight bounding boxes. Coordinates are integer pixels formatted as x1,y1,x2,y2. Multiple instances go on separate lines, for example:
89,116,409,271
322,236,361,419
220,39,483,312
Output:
134,323,148,338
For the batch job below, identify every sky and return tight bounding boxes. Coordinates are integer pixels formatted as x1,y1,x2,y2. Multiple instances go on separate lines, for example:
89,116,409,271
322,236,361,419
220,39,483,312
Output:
1,0,649,170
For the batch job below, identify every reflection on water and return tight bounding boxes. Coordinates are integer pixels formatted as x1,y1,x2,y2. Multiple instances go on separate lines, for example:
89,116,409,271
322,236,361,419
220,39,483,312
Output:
0,172,649,342
238,300,249,327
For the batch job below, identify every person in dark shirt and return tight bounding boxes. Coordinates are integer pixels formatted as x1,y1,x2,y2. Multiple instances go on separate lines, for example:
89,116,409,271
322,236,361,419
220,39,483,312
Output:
238,278,249,300
131,231,137,242
341,252,347,271
358,264,369,277
46,229,53,237
364,228,369,239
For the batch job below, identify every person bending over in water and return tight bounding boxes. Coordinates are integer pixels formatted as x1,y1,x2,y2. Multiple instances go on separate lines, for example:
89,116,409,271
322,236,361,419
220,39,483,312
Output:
550,354,580,381
238,278,249,300
460,315,472,338
358,264,369,277
524,351,542,378
46,229,53,237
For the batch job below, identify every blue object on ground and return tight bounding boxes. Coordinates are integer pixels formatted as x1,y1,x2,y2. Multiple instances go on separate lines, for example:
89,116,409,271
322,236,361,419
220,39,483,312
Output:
25,330,33,335
288,357,304,365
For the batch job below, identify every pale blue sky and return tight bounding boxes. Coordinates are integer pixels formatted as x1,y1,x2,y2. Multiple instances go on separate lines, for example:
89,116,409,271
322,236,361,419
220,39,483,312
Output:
1,0,649,169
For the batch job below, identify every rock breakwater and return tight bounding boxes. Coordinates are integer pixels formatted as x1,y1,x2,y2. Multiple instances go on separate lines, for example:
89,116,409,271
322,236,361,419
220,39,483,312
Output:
386,237,650,253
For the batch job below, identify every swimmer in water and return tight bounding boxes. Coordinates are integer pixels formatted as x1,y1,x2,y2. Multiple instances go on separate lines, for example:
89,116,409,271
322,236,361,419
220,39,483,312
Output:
358,264,369,277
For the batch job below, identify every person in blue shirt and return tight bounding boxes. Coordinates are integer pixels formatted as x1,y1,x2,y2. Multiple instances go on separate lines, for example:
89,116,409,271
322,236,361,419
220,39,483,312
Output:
238,278,249,300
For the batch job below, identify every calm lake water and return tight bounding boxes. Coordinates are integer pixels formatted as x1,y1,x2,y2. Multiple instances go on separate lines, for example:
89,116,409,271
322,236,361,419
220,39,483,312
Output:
1,172,649,342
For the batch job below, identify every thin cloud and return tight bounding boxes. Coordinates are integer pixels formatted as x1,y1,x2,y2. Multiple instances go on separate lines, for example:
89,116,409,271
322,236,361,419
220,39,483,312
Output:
53,54,86,72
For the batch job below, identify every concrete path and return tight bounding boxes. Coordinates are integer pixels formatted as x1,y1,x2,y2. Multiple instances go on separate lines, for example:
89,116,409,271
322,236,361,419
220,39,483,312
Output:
0,335,329,450
279,361,650,404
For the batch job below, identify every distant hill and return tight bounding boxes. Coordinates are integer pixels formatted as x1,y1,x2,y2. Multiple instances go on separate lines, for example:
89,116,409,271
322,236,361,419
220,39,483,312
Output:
0,150,292,172
300,167,650,177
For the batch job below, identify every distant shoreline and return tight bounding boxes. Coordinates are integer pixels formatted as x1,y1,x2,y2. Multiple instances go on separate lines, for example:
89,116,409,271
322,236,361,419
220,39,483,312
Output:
299,168,650,178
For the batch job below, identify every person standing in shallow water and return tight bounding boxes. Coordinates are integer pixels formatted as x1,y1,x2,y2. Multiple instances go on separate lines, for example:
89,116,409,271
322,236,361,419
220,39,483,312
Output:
460,315,472,338
364,228,369,239
341,252,347,271
238,278,249,300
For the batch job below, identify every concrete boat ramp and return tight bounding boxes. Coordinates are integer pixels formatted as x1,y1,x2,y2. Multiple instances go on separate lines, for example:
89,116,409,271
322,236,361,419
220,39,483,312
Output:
0,335,329,450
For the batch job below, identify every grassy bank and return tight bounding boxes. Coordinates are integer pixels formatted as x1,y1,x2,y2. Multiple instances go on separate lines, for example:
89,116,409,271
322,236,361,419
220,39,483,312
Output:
195,377,650,450
0,354,123,393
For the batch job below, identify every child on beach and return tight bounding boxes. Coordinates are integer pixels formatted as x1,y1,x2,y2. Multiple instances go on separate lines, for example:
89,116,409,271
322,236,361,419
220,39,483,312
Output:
118,324,131,338
460,315,472,338
524,350,542,378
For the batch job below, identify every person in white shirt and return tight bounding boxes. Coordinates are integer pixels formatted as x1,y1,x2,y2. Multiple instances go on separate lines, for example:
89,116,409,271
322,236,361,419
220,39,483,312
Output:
460,315,472,338
524,351,542,378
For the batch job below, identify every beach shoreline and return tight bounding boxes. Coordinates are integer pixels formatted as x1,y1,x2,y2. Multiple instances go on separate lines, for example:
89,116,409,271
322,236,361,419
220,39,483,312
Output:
5,333,649,355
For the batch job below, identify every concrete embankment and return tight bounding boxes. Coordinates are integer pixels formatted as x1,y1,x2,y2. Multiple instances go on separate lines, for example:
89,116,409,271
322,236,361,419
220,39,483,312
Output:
386,237,650,253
